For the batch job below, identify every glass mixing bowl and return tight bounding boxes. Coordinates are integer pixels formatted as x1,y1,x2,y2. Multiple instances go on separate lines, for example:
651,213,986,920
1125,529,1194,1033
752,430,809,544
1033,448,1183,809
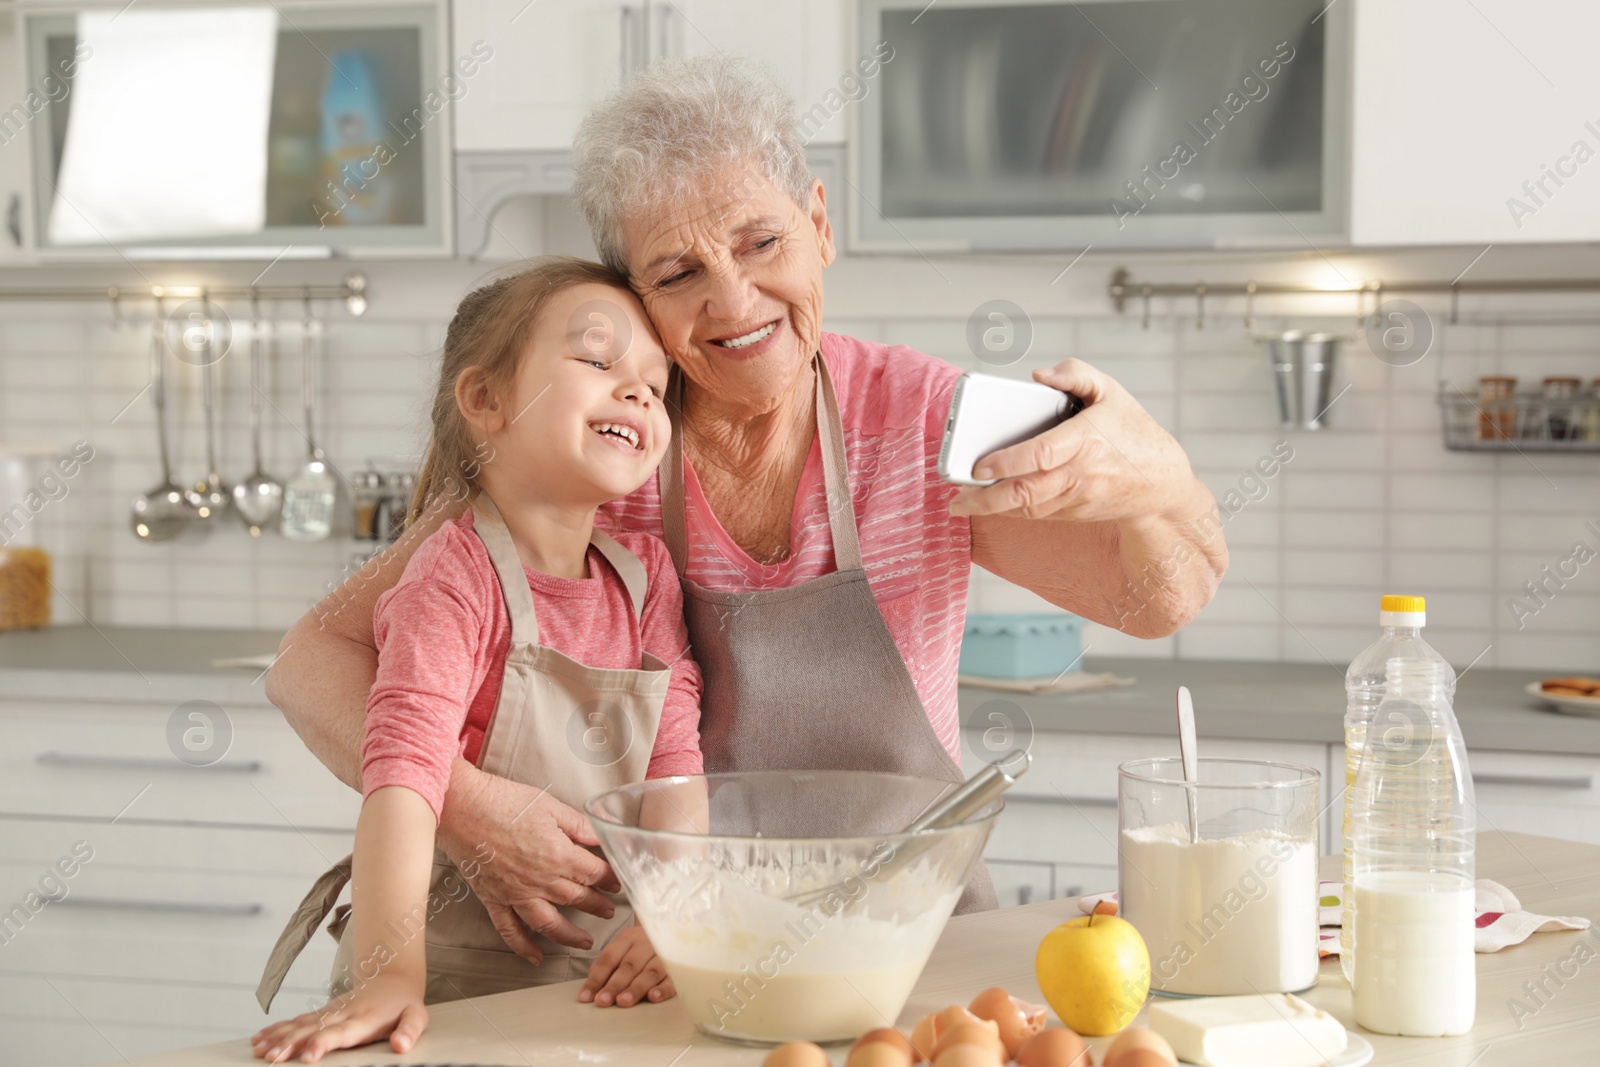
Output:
587,770,1000,1046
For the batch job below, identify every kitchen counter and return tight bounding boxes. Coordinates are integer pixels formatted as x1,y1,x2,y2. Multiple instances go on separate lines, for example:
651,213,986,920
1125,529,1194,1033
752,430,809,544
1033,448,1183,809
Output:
102,830,1599,1065
962,657,1600,756
0,625,283,705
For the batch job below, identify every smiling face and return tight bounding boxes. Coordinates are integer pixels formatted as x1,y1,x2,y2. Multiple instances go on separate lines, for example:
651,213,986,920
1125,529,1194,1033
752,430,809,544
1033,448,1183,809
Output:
622,167,836,419
463,283,671,509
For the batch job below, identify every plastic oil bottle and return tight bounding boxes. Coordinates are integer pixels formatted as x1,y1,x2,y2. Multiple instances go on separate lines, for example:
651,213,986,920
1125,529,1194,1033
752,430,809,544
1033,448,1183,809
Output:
1350,657,1476,1035
1340,595,1455,981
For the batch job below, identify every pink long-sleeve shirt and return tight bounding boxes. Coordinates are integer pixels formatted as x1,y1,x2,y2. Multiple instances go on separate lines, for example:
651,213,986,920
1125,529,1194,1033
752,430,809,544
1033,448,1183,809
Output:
361,512,704,821
599,332,970,761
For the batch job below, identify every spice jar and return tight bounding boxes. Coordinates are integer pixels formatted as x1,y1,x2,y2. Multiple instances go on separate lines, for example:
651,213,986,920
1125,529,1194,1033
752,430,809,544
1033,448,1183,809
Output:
0,446,59,631
1543,377,1582,441
1477,376,1517,442
0,546,51,631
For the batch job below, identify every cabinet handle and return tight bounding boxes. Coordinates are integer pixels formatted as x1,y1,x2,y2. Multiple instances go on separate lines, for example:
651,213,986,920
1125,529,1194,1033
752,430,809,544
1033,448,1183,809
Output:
55,897,263,917
5,193,19,247
657,1,676,59
619,6,635,82
37,752,263,773
1473,772,1593,790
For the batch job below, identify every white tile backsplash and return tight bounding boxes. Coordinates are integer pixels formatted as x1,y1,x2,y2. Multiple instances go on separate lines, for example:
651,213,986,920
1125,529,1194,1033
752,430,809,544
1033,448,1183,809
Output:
1,250,1597,673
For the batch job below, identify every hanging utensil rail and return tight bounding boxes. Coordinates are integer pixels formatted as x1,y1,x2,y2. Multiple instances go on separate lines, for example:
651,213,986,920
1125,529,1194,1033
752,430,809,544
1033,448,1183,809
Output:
0,274,368,316
1108,267,1600,329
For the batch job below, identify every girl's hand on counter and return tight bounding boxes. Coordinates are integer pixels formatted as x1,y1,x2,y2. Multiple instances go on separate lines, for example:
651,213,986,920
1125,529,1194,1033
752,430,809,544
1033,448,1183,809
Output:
578,926,676,1008
250,975,428,1063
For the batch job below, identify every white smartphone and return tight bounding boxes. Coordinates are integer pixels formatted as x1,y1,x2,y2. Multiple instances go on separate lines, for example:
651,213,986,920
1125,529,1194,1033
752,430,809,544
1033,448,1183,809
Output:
938,373,1083,486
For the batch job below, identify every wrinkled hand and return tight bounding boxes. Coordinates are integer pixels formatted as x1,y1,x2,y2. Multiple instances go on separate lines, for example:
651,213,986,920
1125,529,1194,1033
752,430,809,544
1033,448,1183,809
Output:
578,925,676,1008
950,359,1205,524
437,762,622,964
251,975,427,1064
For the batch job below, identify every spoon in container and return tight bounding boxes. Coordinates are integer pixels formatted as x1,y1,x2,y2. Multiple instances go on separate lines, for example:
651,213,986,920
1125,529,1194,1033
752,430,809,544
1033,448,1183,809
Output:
1177,685,1200,843
233,293,284,535
131,296,188,543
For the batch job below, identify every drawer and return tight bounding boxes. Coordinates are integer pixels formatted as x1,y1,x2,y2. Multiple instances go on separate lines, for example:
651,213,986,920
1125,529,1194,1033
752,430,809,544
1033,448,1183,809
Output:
0,858,342,993
1054,861,1116,900
0,701,358,831
962,731,1329,806
0,1015,246,1067
0,971,324,1035
987,859,1056,908
0,818,353,878
988,795,1119,868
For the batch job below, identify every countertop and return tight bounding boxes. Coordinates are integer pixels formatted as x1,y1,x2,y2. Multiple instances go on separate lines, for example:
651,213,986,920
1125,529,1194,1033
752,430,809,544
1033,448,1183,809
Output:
0,625,284,705
961,657,1600,756
103,830,1600,1066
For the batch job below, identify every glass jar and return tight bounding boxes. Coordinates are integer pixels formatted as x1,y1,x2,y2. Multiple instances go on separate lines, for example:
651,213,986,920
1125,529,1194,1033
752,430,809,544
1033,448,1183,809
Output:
0,546,51,631
1476,376,1517,441
1588,379,1600,443
1543,377,1582,441
1118,757,1321,997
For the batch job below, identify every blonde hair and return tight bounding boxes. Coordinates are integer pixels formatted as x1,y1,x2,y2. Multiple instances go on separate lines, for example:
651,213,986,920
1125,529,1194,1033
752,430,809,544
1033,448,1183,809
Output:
408,256,630,525
571,56,812,273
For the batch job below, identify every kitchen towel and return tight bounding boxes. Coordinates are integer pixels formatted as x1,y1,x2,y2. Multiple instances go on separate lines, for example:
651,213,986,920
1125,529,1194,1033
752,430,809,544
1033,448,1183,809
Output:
1076,882,1593,954
958,670,1134,695
48,8,278,245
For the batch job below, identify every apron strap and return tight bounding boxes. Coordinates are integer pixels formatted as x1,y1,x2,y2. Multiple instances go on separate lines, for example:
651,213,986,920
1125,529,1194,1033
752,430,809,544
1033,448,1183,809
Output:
659,354,863,575
255,855,354,1012
589,529,649,622
472,494,542,646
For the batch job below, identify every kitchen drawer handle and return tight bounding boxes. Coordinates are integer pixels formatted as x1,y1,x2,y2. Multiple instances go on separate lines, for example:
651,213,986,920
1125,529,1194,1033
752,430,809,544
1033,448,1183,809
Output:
55,897,263,917
1473,773,1593,790
1025,794,1118,809
36,752,263,773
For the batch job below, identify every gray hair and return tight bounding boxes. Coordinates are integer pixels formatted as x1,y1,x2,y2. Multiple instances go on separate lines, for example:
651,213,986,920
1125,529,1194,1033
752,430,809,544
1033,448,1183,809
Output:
571,56,813,275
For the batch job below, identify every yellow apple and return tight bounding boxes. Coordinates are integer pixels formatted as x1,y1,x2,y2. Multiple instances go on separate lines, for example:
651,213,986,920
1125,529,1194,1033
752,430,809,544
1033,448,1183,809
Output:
1034,914,1151,1035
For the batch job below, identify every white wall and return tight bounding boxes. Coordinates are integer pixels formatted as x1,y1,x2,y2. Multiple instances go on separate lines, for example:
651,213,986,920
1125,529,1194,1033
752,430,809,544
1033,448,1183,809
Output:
1,213,1597,672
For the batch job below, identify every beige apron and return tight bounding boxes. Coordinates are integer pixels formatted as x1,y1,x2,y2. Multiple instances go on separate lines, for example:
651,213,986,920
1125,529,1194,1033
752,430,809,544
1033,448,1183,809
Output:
257,496,672,1011
660,356,998,914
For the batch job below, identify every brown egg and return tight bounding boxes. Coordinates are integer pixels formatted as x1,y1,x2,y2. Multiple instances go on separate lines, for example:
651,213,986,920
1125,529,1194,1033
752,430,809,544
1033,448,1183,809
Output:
1104,1027,1176,1067
968,987,1049,1057
932,1020,1006,1062
849,1042,914,1067
934,1044,1004,1067
1111,1051,1175,1067
763,1041,830,1067
852,1027,916,1062
911,1005,984,1062
1016,1027,1092,1067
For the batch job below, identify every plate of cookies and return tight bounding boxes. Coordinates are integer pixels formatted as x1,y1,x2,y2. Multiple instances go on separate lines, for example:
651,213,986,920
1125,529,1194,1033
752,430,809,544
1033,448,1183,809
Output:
1528,678,1600,717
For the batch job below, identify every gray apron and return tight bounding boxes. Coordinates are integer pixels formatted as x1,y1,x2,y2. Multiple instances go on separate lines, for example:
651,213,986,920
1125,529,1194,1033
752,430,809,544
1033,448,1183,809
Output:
257,495,672,1010
659,356,997,914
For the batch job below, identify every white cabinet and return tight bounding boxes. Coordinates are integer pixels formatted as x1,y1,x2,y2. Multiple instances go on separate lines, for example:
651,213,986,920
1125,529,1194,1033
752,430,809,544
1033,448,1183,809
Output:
451,0,846,154
0,7,34,263
0,696,356,1067
1349,0,1600,245
452,0,628,153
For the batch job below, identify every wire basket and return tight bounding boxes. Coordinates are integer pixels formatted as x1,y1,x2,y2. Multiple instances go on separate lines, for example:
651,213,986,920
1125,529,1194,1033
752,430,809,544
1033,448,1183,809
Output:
1438,386,1600,452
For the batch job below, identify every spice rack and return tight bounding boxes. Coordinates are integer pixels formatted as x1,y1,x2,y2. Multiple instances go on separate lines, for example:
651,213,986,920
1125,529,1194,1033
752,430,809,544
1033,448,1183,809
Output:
1438,384,1600,452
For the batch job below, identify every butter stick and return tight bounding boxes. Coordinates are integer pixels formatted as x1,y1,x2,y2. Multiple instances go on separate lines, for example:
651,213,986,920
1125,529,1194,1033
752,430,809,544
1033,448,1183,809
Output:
1147,993,1349,1067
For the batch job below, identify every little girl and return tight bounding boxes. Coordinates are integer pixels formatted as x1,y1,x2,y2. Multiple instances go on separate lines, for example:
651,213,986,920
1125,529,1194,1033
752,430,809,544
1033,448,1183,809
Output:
251,257,703,1063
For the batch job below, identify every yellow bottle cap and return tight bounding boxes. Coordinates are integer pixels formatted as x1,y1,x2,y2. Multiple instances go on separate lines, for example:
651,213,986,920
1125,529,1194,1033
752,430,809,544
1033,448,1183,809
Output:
1381,595,1426,613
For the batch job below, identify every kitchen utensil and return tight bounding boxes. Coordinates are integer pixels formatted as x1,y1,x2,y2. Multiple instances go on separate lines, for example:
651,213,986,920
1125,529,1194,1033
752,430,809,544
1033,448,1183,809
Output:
1177,685,1199,844
131,297,189,543
1119,757,1321,997
184,296,230,522
1263,331,1342,430
787,747,1029,910
588,769,997,1045
233,296,284,535
1525,680,1600,719
280,294,336,541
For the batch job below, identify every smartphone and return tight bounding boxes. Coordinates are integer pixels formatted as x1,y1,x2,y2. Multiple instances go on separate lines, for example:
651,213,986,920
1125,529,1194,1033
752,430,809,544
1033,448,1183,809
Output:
938,373,1083,486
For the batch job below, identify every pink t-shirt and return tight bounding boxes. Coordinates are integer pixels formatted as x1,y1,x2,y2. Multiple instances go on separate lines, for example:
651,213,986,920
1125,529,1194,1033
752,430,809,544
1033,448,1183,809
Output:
599,332,970,760
362,513,704,821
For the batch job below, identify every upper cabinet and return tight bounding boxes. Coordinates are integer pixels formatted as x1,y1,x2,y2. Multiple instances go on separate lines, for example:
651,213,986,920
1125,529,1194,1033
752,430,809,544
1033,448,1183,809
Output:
1349,0,1600,245
451,0,846,154
0,8,33,263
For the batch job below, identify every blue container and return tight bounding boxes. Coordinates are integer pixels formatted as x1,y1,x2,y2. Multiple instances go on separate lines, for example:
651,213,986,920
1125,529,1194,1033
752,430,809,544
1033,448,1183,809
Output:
959,613,1085,679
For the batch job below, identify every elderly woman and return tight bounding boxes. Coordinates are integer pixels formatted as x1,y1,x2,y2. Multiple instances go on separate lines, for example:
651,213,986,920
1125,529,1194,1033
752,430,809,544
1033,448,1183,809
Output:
266,57,1224,994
